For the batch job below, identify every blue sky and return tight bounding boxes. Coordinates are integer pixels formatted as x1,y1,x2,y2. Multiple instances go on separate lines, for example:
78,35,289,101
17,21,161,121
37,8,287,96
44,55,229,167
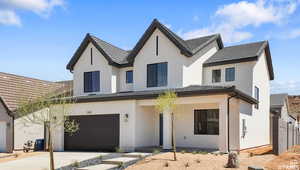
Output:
0,0,300,94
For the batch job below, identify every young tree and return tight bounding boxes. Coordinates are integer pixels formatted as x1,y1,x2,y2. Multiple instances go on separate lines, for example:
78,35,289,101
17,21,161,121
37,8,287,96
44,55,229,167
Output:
155,90,178,161
16,92,79,170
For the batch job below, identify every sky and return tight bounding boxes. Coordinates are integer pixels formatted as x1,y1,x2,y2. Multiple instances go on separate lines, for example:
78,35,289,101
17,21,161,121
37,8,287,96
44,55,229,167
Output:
0,0,300,94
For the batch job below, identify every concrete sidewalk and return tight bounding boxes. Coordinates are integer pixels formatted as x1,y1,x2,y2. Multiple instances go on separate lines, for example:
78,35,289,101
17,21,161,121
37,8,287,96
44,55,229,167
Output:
0,152,112,170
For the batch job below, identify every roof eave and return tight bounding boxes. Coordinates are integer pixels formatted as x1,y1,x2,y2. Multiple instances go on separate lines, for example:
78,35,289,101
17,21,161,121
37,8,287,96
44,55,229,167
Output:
203,56,258,67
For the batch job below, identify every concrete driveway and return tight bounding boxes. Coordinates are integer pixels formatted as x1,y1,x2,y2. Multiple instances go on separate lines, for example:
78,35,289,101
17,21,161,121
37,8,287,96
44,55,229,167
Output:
0,152,111,170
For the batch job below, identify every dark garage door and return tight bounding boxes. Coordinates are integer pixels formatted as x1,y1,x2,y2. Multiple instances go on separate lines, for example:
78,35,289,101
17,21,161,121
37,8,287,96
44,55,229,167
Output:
64,114,119,151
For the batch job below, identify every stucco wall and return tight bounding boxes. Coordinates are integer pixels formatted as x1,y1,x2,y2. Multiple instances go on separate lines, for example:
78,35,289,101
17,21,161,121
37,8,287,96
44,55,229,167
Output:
133,29,186,91
55,100,137,151
119,67,134,92
202,61,255,95
239,51,271,149
183,41,219,87
14,118,44,150
0,102,13,152
73,43,116,96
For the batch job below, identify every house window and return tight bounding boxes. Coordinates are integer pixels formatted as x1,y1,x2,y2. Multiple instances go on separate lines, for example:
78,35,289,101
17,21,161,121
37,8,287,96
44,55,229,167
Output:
225,67,235,82
156,36,158,56
194,109,219,135
126,70,133,84
147,62,168,87
90,48,93,65
212,69,221,83
254,86,259,109
84,71,100,93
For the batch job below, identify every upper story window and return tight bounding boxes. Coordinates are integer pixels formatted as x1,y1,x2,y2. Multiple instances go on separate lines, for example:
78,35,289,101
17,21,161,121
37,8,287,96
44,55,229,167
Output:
254,86,259,109
147,62,168,87
225,67,235,82
126,70,133,84
194,109,219,135
212,69,221,83
84,71,100,93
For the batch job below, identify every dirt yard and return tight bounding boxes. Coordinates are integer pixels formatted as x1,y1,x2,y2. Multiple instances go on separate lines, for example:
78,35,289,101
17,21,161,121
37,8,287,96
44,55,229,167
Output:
126,152,276,170
265,145,300,170
0,151,44,163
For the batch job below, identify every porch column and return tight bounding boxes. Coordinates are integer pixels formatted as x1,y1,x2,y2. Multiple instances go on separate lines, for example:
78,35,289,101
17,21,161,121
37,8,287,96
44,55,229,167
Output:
163,108,172,149
219,99,228,153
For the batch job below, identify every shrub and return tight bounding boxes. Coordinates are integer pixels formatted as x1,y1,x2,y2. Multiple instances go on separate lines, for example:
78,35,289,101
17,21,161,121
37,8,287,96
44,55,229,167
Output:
192,151,197,154
185,162,190,167
153,149,161,154
196,159,201,163
164,162,169,167
181,150,186,154
71,160,80,167
115,147,124,153
98,155,103,160
118,162,124,168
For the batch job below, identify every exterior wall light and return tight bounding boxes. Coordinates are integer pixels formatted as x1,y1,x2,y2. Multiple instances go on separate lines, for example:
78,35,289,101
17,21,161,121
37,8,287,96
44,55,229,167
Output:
124,114,129,122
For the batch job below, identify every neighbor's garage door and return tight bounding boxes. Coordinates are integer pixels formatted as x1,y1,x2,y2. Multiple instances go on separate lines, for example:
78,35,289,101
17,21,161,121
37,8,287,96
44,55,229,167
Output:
64,114,119,151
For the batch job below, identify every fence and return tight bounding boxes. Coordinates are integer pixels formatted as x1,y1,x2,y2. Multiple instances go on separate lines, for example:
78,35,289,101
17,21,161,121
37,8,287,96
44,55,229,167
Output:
272,116,300,155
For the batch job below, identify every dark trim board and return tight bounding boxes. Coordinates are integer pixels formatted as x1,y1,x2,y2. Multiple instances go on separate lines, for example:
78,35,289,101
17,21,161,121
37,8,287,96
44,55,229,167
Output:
64,114,120,151
70,86,258,105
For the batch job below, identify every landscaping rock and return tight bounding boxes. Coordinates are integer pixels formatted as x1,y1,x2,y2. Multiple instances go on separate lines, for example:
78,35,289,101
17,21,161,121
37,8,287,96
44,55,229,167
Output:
248,166,264,170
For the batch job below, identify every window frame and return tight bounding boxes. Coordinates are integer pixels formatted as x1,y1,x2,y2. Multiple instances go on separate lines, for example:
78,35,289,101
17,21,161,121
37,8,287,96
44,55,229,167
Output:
156,36,158,56
84,71,100,93
254,86,259,109
90,48,93,65
126,70,133,84
194,109,219,135
225,67,235,82
212,69,221,83
147,62,168,88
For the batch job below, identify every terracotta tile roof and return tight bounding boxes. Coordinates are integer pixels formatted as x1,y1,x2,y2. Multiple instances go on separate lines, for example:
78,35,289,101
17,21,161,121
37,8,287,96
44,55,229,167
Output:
0,72,72,111
288,95,300,115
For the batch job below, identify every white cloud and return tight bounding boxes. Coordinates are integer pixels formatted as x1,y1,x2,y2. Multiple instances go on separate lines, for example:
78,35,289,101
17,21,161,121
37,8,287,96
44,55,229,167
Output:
0,9,21,26
0,0,65,26
181,0,300,43
271,80,300,94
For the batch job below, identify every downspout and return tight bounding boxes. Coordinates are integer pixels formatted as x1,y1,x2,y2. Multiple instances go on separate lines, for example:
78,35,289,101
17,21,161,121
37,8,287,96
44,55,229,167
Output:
227,94,237,153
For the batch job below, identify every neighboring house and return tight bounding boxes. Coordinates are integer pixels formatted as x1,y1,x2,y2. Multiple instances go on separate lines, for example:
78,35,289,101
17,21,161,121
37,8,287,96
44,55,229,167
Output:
288,95,300,123
0,72,71,152
0,97,13,152
51,19,274,153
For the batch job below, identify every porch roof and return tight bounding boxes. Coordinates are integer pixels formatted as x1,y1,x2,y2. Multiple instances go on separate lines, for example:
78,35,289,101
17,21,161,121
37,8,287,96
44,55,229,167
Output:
72,85,258,104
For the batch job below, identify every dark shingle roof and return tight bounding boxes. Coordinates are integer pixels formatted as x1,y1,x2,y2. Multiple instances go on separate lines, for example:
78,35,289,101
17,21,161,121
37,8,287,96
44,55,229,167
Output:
90,35,129,64
71,85,257,104
67,19,223,70
204,41,266,65
270,93,288,108
203,41,274,80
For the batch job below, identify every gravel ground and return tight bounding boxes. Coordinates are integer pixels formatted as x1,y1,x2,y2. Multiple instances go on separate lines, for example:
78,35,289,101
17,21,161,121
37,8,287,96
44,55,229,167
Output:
126,152,276,170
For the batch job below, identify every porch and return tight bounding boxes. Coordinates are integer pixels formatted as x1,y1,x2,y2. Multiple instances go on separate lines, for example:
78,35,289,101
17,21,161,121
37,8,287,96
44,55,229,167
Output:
135,94,241,153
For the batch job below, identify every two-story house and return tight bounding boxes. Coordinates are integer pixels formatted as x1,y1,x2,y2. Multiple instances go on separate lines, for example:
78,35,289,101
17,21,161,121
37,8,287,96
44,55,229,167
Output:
53,19,274,153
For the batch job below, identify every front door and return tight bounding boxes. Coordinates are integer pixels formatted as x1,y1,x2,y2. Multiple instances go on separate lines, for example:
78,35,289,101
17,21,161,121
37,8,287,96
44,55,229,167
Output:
159,113,163,146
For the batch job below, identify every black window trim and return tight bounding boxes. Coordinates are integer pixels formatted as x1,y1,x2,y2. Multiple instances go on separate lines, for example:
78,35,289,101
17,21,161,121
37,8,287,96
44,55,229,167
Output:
84,71,100,93
254,86,259,109
212,69,221,83
126,70,133,84
147,62,168,88
225,67,235,82
194,109,219,135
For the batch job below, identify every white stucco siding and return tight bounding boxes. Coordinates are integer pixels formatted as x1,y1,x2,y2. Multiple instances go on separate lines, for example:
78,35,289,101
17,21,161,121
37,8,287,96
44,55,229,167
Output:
135,106,158,147
133,29,186,91
58,101,137,151
14,118,44,150
240,51,271,149
280,100,290,122
119,67,134,92
183,41,219,87
203,61,255,95
174,103,219,149
73,43,116,96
